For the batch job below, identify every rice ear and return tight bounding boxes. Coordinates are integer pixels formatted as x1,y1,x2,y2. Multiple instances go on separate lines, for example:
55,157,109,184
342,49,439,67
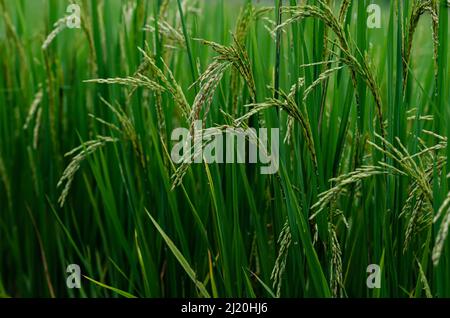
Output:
277,2,386,148
42,17,67,50
433,205,450,266
329,223,343,298
237,82,318,176
271,220,292,298
0,154,12,211
403,0,439,94
57,136,118,207
338,0,352,23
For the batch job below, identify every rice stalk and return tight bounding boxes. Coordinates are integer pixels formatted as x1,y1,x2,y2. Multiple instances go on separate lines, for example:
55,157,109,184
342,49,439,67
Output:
239,84,318,174
274,0,283,101
338,0,352,23
285,77,305,144
80,0,98,76
0,154,12,211
189,60,232,126
403,0,439,93
138,47,191,119
432,203,450,266
402,156,445,251
329,223,343,298
198,38,256,102
0,0,28,72
434,187,450,223
271,220,291,298
99,97,146,168
85,75,165,91
42,17,67,51
171,121,275,188
403,193,431,252
144,19,186,50
177,0,198,86
189,37,257,127
278,2,386,140
57,136,118,207
23,86,43,130
231,3,254,114
416,258,433,297
369,132,447,204
367,132,447,252
432,188,450,266
33,107,43,150
159,0,170,18
3,0,450,298
302,65,344,102
310,166,388,220
171,125,225,188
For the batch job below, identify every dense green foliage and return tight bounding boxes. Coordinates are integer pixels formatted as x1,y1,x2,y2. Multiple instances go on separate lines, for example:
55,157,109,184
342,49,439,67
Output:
1,0,450,298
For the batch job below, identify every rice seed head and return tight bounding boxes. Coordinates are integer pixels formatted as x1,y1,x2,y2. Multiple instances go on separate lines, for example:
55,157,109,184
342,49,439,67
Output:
303,65,343,102
310,166,388,220
416,258,433,298
238,82,317,174
338,0,351,23
432,192,450,266
235,3,254,47
198,38,256,102
159,0,170,18
85,75,165,91
403,0,439,93
429,0,439,90
171,126,226,188
144,19,186,49
329,223,343,298
57,136,118,207
277,2,386,141
189,60,232,124
186,35,257,132
99,97,147,168
231,3,254,114
0,154,12,210
42,17,67,50
435,192,450,223
137,47,191,119
271,221,291,298
403,194,432,253
33,107,43,150
23,86,43,130
171,123,272,188
432,205,450,266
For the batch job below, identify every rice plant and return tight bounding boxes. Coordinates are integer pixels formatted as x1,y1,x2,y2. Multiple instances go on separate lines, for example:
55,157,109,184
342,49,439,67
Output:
1,0,450,299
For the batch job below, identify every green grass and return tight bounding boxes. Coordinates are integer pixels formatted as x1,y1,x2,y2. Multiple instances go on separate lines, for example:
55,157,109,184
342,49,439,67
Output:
0,0,450,298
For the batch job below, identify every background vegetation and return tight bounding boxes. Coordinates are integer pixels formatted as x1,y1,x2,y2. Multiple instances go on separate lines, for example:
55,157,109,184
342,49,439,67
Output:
0,0,449,298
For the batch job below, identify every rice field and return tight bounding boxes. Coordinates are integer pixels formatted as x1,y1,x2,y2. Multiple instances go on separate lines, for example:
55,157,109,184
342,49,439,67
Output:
0,0,450,298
